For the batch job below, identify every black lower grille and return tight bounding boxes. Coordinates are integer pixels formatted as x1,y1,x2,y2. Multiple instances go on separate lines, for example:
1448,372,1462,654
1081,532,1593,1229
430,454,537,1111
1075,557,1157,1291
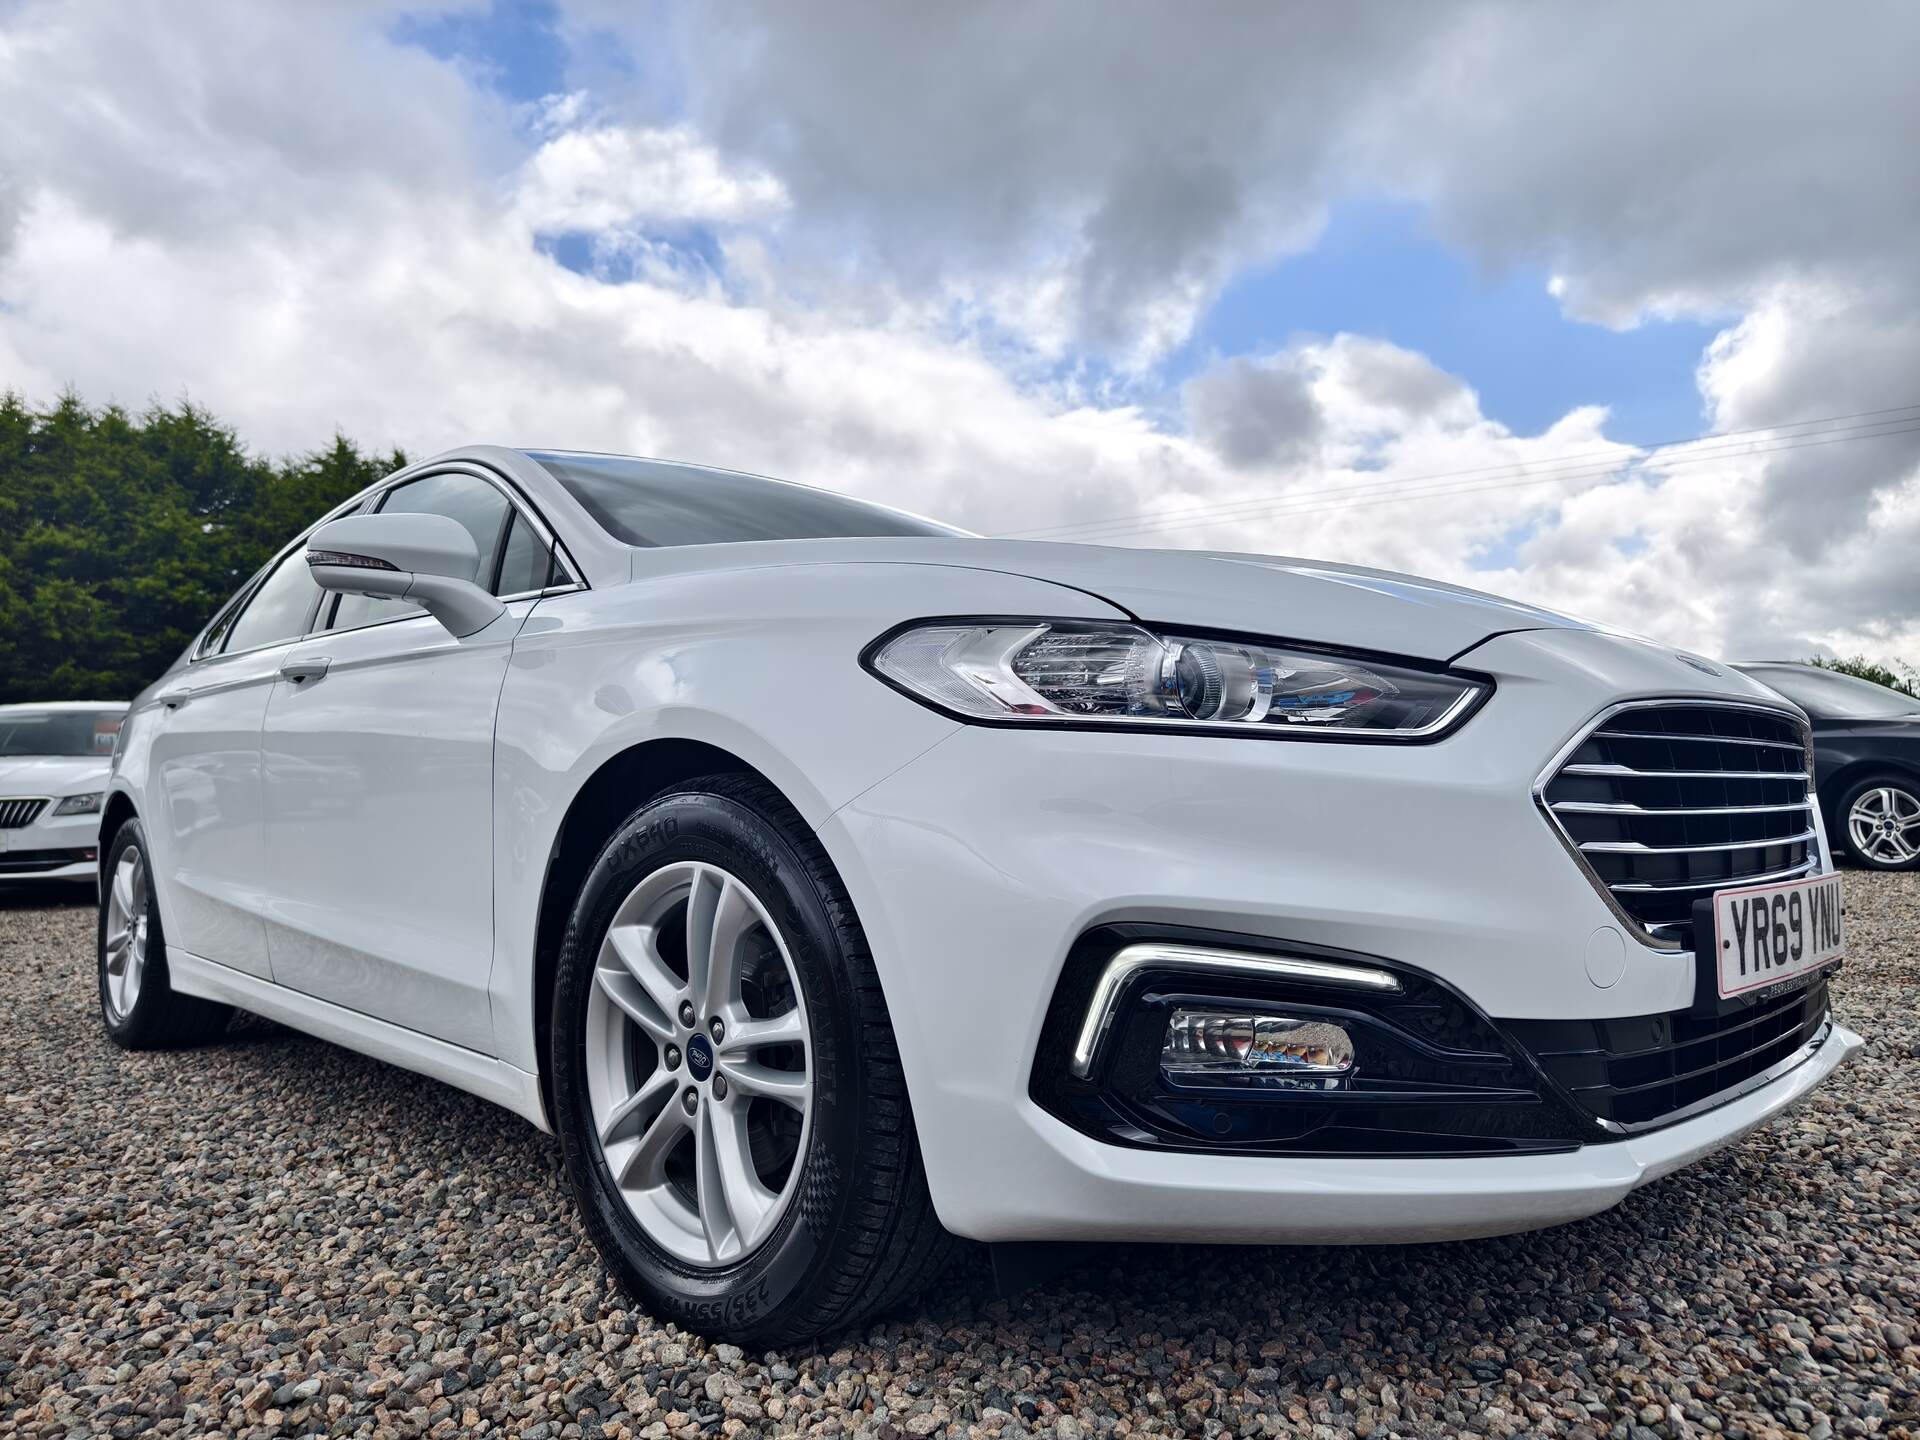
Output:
1538,702,1818,950
0,847,93,874
1506,978,1829,1130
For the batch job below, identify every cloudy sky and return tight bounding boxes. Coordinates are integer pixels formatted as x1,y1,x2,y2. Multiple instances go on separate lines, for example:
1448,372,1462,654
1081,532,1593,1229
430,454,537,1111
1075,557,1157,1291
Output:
3,1,1917,660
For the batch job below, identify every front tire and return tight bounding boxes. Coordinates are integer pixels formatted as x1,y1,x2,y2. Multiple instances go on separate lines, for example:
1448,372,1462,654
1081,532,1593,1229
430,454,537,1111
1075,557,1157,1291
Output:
550,775,952,1343
97,817,234,1048
1838,773,1920,870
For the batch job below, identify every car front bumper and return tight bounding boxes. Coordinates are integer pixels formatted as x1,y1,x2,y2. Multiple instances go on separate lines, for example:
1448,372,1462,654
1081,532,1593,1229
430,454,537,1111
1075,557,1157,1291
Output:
927,1020,1860,1244
0,804,102,882
819,626,1861,1242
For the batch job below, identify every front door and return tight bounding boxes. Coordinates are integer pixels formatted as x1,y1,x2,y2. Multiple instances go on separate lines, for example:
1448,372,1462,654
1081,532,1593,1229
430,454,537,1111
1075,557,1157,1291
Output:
257,469,537,1052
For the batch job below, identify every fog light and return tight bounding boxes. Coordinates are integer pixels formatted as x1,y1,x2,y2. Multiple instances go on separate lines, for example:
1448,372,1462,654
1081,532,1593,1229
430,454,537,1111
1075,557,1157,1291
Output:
1161,1010,1354,1082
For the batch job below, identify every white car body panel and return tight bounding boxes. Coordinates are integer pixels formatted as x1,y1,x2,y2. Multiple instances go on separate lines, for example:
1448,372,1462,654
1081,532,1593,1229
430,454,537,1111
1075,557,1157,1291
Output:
260,603,533,1051
145,651,284,976
108,444,1860,1248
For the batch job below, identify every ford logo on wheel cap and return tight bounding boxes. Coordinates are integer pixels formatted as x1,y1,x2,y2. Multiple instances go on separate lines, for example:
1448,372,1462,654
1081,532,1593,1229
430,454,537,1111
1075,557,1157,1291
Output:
686,1032,714,1081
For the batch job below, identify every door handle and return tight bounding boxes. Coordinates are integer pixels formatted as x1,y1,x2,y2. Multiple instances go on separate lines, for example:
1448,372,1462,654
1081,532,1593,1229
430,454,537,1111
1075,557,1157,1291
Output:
279,656,331,683
158,688,195,709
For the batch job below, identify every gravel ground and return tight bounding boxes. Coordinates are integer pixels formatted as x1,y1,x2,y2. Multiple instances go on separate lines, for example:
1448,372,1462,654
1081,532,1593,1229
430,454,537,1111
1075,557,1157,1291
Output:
2,875,1916,1440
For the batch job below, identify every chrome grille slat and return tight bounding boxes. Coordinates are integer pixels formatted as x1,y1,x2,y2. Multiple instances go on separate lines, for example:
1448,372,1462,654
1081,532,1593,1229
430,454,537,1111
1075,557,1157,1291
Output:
1609,858,1817,893
1590,730,1807,752
1550,799,1812,817
1534,701,1820,952
1578,828,1817,856
0,797,50,829
1559,764,1812,781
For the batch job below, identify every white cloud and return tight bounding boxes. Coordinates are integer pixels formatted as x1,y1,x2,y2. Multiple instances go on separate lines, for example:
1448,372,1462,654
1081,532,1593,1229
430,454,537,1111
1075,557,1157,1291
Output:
0,0,1916,666
511,124,787,232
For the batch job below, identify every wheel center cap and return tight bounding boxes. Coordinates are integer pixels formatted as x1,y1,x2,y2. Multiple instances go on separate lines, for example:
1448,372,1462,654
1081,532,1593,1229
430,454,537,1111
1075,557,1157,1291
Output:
686,1032,714,1082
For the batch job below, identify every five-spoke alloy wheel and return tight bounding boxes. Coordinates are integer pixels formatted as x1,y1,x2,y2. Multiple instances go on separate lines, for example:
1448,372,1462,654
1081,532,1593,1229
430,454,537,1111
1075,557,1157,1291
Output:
551,776,951,1344
1842,777,1920,870
101,842,151,1024
584,859,814,1267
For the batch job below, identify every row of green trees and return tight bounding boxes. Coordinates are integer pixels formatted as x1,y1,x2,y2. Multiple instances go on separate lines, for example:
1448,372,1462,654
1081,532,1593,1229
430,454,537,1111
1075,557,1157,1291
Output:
0,391,1913,705
0,394,404,702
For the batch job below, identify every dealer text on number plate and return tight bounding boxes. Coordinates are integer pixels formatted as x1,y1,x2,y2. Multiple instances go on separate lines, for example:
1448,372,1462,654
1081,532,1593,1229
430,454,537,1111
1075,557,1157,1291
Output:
1711,872,1844,1000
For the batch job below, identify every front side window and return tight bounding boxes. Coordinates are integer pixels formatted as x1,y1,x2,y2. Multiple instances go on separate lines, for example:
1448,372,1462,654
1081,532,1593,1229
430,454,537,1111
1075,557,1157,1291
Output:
0,709,125,756
222,546,324,654
329,471,514,631
527,450,965,548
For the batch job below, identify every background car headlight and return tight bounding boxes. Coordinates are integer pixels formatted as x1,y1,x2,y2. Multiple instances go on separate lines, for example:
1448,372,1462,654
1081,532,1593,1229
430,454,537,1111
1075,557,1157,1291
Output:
53,792,104,816
869,620,1487,738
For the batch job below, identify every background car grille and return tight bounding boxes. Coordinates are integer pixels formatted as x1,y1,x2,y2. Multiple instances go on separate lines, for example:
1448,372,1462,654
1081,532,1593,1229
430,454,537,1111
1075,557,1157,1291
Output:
1538,702,1818,951
0,797,50,829
1506,977,1830,1130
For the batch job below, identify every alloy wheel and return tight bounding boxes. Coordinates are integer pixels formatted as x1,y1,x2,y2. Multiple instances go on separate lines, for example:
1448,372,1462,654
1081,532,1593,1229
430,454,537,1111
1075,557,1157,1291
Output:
1847,785,1920,865
102,845,150,1023
583,860,813,1267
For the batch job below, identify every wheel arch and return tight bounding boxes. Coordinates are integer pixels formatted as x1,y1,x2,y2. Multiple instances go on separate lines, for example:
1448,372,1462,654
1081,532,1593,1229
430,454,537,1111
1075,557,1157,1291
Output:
529,736,788,1127
97,790,140,898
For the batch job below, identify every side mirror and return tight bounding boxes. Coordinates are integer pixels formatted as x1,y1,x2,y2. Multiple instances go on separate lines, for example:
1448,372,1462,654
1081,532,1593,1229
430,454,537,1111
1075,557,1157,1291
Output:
305,513,507,638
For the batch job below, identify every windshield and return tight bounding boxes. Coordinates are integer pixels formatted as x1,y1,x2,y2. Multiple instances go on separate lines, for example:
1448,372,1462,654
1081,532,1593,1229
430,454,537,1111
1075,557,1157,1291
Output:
1743,666,1920,720
527,450,966,548
0,709,125,757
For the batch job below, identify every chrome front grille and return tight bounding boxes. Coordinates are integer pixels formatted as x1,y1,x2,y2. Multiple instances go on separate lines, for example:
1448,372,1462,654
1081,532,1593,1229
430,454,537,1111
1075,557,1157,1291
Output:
0,797,49,829
1537,702,1819,951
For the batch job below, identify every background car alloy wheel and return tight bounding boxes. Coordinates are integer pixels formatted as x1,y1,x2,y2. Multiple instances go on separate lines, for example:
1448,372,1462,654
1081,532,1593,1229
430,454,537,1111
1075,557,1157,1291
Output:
584,858,813,1268
100,843,150,1024
1843,779,1920,869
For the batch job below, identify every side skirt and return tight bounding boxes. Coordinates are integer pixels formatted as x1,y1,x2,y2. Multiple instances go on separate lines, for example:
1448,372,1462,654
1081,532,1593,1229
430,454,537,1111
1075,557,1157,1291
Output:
167,947,552,1133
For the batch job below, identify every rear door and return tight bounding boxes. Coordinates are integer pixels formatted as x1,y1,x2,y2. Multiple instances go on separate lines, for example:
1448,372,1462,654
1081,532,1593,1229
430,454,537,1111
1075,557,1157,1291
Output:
259,468,564,1050
146,540,333,978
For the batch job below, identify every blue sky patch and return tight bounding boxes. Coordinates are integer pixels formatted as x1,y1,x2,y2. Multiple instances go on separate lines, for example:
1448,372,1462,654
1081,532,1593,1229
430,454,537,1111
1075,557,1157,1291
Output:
1170,200,1722,447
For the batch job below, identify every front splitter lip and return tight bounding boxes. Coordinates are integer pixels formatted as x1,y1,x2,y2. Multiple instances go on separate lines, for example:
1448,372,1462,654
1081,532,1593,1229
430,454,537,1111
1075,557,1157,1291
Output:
954,1022,1863,1245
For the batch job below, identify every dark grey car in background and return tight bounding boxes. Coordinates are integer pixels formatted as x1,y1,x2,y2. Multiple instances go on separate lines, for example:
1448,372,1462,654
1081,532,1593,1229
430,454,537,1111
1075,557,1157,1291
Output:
1734,662,1920,871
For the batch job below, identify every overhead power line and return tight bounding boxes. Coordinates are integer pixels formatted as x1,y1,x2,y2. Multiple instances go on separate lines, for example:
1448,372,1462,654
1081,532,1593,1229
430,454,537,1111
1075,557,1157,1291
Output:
992,401,1920,544
1013,418,1920,545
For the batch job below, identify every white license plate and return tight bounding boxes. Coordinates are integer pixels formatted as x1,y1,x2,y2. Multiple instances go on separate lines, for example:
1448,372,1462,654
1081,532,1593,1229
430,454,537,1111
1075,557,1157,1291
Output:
1711,872,1845,1000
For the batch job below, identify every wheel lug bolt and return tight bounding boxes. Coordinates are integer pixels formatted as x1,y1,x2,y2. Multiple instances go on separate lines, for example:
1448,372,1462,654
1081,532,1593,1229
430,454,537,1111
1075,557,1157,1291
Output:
709,1017,724,1042
712,1075,728,1101
664,1045,681,1070
682,1087,699,1115
678,1000,696,1027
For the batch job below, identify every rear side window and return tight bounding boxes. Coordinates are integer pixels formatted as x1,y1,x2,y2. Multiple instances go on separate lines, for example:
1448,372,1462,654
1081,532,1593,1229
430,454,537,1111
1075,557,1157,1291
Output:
222,547,323,654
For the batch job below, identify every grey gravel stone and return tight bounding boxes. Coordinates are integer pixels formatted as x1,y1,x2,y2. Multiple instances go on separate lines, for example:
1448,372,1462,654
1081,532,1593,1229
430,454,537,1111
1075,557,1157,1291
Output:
2,872,1916,1438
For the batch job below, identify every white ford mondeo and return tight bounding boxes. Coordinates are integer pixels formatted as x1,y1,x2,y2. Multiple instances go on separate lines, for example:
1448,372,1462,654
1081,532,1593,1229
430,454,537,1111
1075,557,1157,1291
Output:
99,446,1860,1340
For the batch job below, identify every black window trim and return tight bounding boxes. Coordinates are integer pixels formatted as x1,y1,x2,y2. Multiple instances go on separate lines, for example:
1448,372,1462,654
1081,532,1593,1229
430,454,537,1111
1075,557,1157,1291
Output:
190,462,588,662
317,461,588,638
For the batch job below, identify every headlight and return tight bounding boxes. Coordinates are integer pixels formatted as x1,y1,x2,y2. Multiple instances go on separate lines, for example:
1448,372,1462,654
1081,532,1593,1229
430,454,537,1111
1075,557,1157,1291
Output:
53,792,104,816
867,620,1487,739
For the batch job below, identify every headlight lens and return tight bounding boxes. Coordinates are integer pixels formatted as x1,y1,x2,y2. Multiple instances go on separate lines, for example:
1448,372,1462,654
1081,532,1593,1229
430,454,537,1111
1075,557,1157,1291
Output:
53,792,104,816
869,621,1486,738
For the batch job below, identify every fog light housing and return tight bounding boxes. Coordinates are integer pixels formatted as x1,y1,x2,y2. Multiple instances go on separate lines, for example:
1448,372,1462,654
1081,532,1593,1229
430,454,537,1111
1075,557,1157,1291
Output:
1161,1010,1355,1086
